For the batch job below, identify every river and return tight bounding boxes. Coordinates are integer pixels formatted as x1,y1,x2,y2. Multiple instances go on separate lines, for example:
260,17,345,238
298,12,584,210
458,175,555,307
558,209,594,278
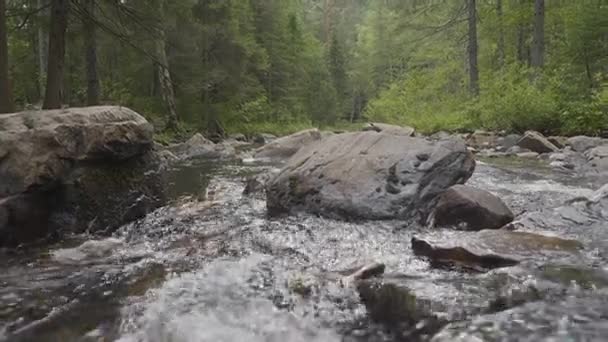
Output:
2,154,608,342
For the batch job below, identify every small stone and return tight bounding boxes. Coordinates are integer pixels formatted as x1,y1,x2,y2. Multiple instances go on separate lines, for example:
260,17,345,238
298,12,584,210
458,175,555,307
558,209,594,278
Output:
516,152,540,159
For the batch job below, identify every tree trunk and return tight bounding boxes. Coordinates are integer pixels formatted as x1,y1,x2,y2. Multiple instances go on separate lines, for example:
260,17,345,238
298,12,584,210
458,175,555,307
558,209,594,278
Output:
155,0,178,130
467,0,479,96
530,0,545,69
37,0,48,101
83,0,99,106
516,0,528,64
0,0,14,114
323,0,334,47
42,0,69,110
496,0,505,68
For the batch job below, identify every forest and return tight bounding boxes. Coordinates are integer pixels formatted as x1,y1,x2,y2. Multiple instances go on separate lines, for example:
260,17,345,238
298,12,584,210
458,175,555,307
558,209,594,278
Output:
0,0,606,139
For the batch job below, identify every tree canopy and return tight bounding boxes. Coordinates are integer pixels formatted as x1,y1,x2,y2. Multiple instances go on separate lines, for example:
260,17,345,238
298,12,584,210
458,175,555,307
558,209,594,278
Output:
1,0,606,136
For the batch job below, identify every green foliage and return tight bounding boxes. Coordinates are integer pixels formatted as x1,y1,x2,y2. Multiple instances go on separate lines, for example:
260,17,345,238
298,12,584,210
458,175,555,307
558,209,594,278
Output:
4,0,607,137
473,65,560,133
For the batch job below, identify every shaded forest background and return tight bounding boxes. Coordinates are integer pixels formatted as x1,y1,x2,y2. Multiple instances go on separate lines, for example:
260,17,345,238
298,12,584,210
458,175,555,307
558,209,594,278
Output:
1,0,607,139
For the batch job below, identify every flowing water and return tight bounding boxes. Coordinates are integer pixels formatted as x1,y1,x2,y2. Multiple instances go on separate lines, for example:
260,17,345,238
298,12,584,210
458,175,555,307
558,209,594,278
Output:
2,155,608,342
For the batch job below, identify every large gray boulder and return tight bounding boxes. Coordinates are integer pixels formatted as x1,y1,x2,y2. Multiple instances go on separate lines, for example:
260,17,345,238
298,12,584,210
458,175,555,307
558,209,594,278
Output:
566,136,606,153
516,131,560,154
266,132,475,220
432,185,514,230
0,106,166,246
362,123,415,137
254,129,322,160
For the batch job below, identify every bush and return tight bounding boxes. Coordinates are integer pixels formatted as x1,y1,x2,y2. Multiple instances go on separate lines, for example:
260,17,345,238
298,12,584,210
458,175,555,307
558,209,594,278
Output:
473,66,561,134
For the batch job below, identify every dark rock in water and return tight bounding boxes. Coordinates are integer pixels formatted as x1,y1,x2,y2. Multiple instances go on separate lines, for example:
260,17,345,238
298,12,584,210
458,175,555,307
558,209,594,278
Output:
254,129,322,160
412,230,581,273
486,284,543,314
432,185,514,230
357,281,446,340
266,132,475,221
0,106,167,246
362,122,416,137
516,131,560,154
0,193,53,246
411,237,519,272
567,135,606,153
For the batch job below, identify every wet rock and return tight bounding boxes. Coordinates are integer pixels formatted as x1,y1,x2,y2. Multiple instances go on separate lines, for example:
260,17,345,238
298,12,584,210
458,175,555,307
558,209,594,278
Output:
266,132,475,220
362,123,416,137
486,284,543,314
431,185,514,230
254,129,322,160
466,130,497,149
0,193,53,246
168,133,236,160
567,135,606,153
412,230,581,272
508,183,608,243
252,133,277,145
0,107,166,246
357,282,445,339
411,237,519,272
516,131,560,154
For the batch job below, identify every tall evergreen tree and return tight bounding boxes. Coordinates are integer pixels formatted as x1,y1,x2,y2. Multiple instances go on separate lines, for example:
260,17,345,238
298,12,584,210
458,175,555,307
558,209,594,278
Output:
0,0,14,113
43,0,69,109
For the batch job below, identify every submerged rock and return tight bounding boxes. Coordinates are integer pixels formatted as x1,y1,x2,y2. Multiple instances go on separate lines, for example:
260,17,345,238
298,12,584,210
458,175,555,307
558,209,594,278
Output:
412,230,581,272
516,131,560,154
266,132,475,220
411,237,519,272
431,185,514,230
362,122,416,137
254,129,322,160
357,281,445,339
0,106,167,246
